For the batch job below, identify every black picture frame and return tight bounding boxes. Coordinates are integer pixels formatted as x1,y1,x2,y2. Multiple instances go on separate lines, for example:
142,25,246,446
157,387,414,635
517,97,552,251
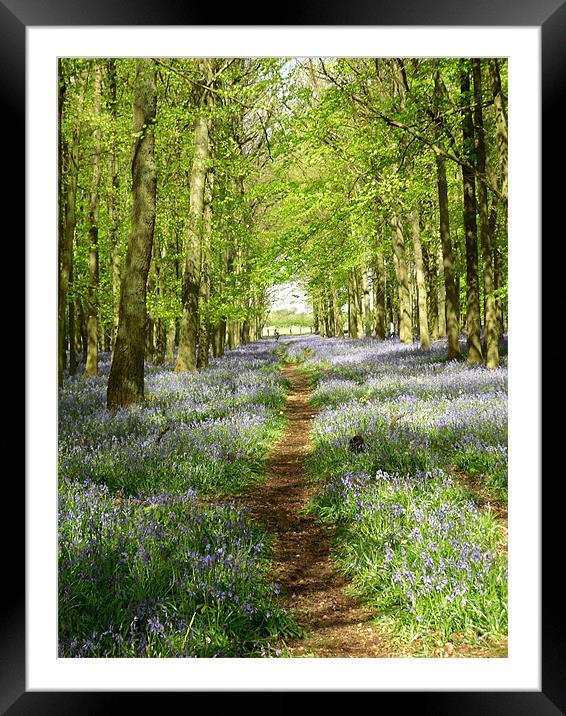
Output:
12,1,559,712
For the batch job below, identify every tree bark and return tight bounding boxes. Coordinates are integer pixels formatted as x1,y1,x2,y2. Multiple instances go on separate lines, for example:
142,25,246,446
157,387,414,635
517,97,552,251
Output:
85,63,103,377
175,110,209,371
472,58,499,368
409,208,431,349
175,59,213,371
347,271,356,338
361,264,372,337
488,58,508,208
433,68,461,360
390,215,413,344
332,283,344,338
197,169,214,369
107,59,157,409
489,57,508,342
107,59,122,350
58,65,82,386
423,241,439,340
372,252,386,339
436,244,446,337
435,153,461,359
460,60,483,366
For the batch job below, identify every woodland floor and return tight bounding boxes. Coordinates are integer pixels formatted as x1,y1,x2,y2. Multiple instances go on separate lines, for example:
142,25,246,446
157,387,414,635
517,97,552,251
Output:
239,363,508,659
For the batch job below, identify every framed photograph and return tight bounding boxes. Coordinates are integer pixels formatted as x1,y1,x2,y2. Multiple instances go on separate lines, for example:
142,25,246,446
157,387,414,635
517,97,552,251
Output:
13,0,559,711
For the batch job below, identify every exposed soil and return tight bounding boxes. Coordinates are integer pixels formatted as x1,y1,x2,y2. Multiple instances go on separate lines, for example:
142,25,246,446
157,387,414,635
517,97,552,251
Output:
240,362,508,659
240,363,395,657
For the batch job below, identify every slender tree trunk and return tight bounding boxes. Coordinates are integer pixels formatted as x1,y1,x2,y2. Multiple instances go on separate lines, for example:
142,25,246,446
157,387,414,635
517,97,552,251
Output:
488,58,508,207
436,244,446,337
154,319,166,365
58,69,67,384
472,58,499,368
432,68,461,359
331,283,344,338
175,111,209,371
197,170,214,369
347,271,355,338
107,59,157,409
68,278,77,375
494,242,505,339
107,59,122,350
313,300,320,335
354,266,364,337
460,60,483,365
77,297,87,363
422,241,439,340
408,208,430,348
85,64,102,377
373,252,386,339
489,57,508,341
166,320,177,365
361,264,372,337
176,61,213,371
348,269,360,338
212,321,226,357
58,68,82,387
390,215,413,343
435,153,461,359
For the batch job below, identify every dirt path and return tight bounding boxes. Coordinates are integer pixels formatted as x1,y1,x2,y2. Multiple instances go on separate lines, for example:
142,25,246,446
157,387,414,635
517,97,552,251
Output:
241,363,393,657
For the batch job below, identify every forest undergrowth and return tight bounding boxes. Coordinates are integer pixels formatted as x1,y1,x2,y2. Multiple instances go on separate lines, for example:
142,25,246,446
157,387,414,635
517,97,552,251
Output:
58,334,508,658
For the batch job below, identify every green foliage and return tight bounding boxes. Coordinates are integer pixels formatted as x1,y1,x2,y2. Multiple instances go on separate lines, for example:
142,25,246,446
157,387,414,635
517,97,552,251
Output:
59,56,507,364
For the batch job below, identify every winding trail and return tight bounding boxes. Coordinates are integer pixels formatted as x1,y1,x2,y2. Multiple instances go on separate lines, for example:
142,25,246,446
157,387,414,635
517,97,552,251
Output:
241,363,392,657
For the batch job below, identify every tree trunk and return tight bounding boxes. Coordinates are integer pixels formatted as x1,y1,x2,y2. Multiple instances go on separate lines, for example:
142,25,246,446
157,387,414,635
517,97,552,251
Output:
432,68,461,360
107,59,122,350
373,252,386,339
175,110,209,371
434,245,448,349
489,57,508,342
347,272,354,338
68,281,77,375
166,320,177,365
435,152,461,359
107,59,157,409
354,266,364,337
488,58,508,208
331,283,344,338
421,240,438,340
197,170,214,369
85,64,103,377
460,60,483,366
361,264,372,337
472,58,499,368
409,208,431,349
390,215,413,344
58,67,82,386
348,269,359,338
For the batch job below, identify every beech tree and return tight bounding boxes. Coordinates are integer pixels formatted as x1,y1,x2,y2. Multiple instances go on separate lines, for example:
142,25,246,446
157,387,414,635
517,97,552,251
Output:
175,58,213,372
57,56,507,384
107,59,157,408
